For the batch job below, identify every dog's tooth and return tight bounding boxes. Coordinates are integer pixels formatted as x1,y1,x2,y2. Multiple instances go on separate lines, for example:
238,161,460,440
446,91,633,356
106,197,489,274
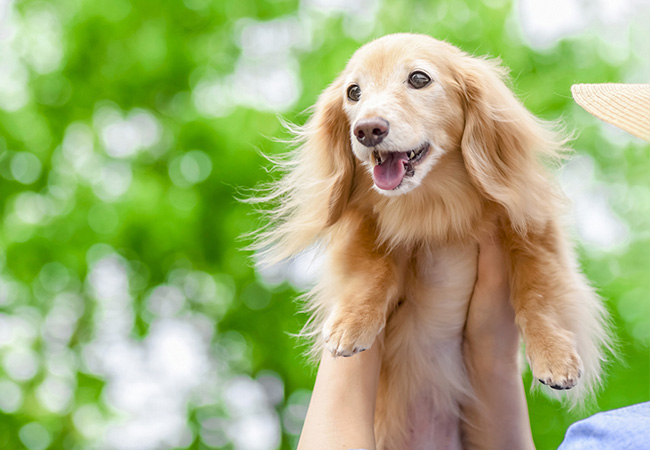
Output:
408,151,415,160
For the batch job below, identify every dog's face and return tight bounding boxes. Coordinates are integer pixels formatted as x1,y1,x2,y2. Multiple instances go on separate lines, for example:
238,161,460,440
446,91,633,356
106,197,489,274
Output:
340,35,465,196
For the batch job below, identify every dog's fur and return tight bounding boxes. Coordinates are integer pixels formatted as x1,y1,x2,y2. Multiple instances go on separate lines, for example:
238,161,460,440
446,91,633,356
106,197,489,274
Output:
253,34,610,449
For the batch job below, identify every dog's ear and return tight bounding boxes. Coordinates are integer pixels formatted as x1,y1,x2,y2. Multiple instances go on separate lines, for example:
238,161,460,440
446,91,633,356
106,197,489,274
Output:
455,57,566,233
307,76,355,227
252,75,355,262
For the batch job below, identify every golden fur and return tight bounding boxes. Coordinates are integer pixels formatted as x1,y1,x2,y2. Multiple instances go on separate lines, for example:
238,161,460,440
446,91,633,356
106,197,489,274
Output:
252,34,610,449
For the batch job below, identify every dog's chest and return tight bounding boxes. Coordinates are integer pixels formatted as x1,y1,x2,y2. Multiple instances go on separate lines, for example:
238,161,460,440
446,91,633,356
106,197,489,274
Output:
401,242,478,334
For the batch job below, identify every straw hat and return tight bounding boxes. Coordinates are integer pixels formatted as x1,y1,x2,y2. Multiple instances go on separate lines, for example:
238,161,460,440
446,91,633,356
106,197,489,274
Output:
571,83,650,142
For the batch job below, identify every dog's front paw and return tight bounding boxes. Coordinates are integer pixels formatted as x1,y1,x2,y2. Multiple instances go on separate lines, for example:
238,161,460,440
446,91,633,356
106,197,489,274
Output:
527,333,583,390
322,307,385,357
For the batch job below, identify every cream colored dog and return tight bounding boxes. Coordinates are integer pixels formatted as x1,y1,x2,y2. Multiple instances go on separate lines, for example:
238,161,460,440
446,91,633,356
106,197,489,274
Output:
254,34,610,449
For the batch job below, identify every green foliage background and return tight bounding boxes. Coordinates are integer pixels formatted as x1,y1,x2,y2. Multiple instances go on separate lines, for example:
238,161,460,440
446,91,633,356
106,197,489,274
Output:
0,0,648,449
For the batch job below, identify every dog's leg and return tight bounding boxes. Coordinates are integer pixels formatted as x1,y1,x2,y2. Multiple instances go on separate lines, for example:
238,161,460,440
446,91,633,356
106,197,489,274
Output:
506,220,584,390
322,209,400,357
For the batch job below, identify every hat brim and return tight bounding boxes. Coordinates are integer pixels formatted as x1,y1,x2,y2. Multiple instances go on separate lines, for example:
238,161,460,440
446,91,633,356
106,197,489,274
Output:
571,83,650,142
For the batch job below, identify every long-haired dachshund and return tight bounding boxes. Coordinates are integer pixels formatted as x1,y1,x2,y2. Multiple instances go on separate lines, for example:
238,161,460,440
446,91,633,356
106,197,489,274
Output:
253,33,610,449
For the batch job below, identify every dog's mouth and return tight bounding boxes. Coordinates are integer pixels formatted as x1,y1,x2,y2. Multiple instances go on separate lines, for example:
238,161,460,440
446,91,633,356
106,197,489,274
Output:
372,142,429,190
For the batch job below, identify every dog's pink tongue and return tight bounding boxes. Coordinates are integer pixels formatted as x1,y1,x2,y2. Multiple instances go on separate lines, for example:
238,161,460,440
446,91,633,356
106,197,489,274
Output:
373,152,408,190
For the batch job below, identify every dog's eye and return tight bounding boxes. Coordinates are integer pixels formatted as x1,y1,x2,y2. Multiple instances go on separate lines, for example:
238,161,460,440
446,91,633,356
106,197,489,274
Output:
408,71,431,89
347,84,361,102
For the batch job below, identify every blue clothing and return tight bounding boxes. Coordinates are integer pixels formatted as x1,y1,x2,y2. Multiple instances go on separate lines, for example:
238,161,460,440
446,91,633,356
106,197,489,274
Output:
558,402,650,449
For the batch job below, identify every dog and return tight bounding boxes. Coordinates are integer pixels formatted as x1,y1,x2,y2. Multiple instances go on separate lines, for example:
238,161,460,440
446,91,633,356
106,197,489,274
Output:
252,33,610,449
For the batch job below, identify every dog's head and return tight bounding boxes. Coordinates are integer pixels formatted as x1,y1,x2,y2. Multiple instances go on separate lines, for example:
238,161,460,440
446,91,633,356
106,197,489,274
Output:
257,34,566,259
318,34,564,227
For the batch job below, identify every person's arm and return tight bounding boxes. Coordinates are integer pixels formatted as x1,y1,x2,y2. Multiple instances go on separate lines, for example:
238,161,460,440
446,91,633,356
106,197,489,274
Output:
297,336,382,450
461,229,536,450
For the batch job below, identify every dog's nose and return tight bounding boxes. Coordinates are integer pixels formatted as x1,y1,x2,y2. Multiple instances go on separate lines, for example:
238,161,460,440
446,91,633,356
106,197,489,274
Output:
354,117,389,147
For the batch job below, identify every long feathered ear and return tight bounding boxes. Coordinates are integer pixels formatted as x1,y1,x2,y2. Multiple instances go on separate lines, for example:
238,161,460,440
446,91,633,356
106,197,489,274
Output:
250,75,355,263
455,56,568,233
313,78,355,227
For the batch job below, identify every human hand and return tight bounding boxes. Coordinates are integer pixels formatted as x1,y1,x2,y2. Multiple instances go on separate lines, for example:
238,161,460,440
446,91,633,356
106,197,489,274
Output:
463,227,520,368
461,227,535,450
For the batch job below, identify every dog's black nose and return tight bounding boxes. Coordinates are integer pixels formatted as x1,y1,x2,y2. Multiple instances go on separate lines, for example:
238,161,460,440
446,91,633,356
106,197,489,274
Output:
354,117,389,147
